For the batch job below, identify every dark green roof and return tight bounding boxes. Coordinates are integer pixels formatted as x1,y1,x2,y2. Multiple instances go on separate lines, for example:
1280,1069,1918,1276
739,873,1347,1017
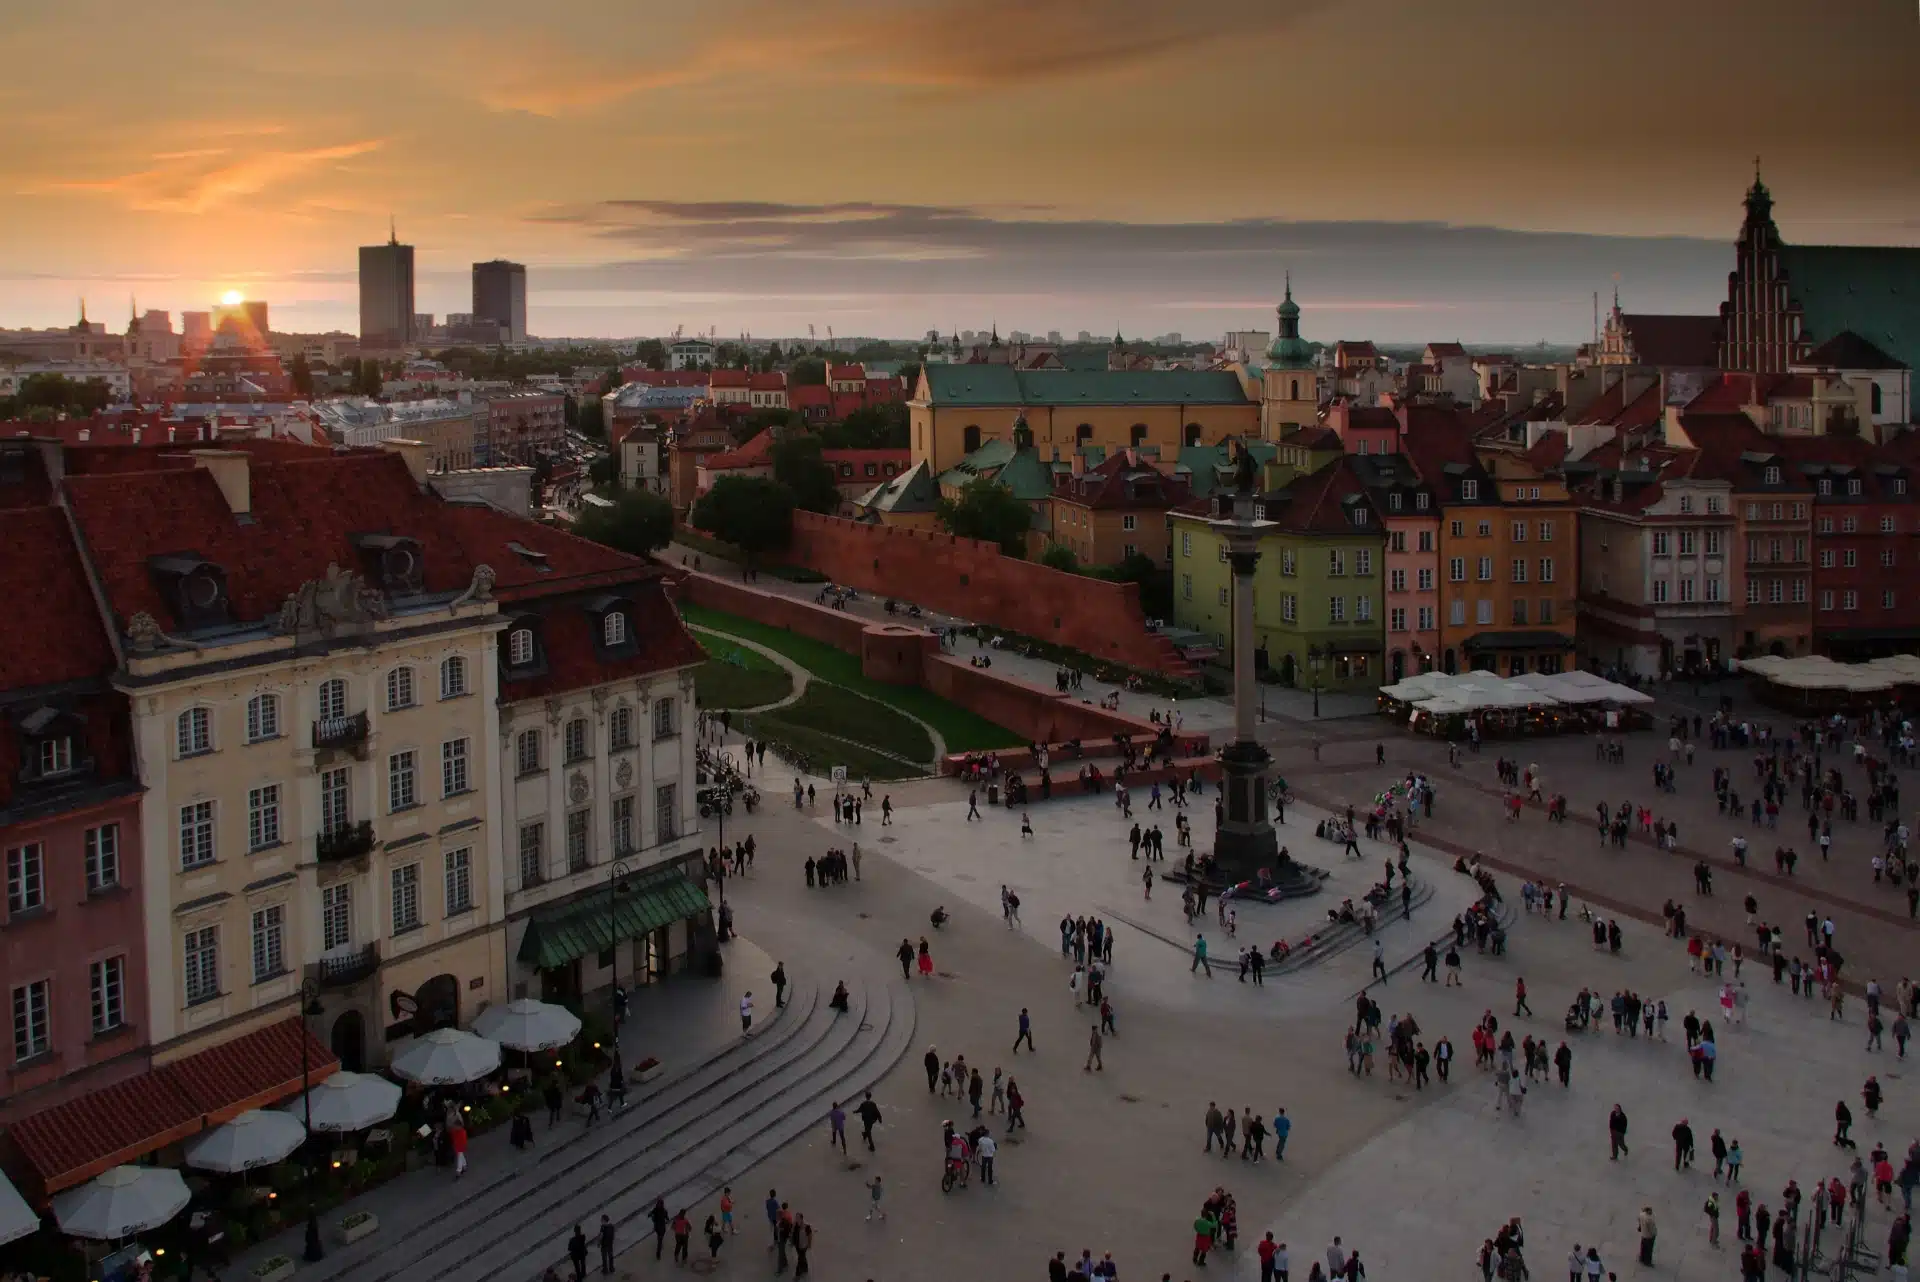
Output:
938,441,1055,500
1781,245,1920,378
922,364,1252,408
516,867,709,970
1174,440,1277,498
855,460,940,514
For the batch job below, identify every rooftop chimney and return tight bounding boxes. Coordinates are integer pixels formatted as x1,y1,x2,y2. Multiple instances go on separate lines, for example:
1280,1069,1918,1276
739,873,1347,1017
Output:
191,449,251,517
382,437,432,486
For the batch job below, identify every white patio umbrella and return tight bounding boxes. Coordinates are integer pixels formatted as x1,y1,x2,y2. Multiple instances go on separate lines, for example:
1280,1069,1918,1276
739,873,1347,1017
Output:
52,1166,189,1240
471,999,581,1052
288,1071,402,1132
388,1028,501,1086
0,1170,38,1246
184,1109,307,1174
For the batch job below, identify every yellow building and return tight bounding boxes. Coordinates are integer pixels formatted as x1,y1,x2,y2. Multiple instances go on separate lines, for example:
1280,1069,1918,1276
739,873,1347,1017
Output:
61,448,568,1069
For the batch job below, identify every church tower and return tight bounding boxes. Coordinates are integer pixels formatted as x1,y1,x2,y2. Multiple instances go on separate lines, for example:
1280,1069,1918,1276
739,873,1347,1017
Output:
1260,276,1318,439
1717,162,1806,374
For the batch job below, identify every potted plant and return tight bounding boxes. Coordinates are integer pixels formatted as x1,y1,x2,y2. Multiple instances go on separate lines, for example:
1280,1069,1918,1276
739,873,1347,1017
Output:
633,1056,663,1084
251,1255,296,1282
338,1208,379,1245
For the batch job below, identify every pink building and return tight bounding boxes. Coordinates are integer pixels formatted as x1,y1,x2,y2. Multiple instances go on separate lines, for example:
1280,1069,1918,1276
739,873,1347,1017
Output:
1349,452,1442,681
482,391,565,465
0,504,149,1124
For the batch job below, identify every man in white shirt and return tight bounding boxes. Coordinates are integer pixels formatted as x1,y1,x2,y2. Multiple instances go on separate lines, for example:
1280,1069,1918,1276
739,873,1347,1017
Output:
740,992,754,1032
975,1132,997,1185
1327,1237,1347,1277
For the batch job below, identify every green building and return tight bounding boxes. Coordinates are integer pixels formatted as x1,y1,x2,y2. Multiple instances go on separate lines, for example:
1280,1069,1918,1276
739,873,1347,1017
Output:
1169,456,1387,692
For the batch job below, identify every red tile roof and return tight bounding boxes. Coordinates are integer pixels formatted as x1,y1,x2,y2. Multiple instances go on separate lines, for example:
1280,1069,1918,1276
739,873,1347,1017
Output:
708,369,750,388
61,451,649,633
498,576,705,700
1616,314,1724,369
1524,432,1570,470
1802,331,1906,371
1425,342,1468,359
7,1017,336,1197
1683,374,1761,415
789,385,831,410
1255,456,1379,534
703,429,776,471
0,507,116,690
1055,451,1193,510
621,369,710,387
827,364,863,381
746,373,787,392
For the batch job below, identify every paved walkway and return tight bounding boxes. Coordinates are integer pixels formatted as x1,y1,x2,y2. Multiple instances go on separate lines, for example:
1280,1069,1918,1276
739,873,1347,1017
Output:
687,626,810,713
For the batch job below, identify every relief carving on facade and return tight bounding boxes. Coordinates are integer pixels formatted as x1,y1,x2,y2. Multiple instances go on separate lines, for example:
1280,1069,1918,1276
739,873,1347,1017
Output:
274,564,389,637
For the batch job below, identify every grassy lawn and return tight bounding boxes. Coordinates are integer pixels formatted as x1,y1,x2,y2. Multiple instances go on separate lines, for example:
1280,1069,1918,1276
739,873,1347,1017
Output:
688,630,794,710
763,683,933,764
743,716,925,782
676,603,1024,753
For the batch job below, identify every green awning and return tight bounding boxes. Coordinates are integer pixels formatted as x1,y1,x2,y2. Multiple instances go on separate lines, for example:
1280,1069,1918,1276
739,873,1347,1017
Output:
517,867,711,970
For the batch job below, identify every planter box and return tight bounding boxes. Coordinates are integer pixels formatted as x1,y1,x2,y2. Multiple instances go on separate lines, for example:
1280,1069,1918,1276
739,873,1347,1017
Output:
634,1057,663,1085
252,1257,296,1282
338,1211,379,1245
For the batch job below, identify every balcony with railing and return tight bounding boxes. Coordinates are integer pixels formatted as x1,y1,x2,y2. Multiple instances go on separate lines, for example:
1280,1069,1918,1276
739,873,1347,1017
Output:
317,820,377,863
312,711,370,754
310,942,380,989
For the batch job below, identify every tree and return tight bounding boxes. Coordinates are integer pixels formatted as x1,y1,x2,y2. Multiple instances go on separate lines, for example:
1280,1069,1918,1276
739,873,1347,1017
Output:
1040,543,1080,573
290,353,314,397
351,359,383,397
588,453,622,490
633,338,667,371
937,478,1032,557
1092,550,1174,619
577,396,606,440
822,403,907,450
690,475,794,563
602,365,625,394
789,357,827,386
575,488,674,556
897,362,922,395
770,432,842,514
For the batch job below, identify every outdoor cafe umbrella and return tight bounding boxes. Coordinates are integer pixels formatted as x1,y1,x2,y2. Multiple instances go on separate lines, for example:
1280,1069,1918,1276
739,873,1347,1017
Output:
184,1109,307,1174
52,1166,190,1240
472,998,581,1053
0,1170,37,1247
388,1028,501,1086
289,1071,402,1132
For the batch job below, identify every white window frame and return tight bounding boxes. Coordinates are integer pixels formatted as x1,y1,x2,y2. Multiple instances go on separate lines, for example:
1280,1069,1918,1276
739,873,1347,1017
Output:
440,656,468,699
442,738,470,797
386,666,416,712
391,863,421,933
321,884,352,952
516,729,542,775
508,628,535,666
7,844,45,914
177,707,212,757
179,801,215,869
388,750,417,812
84,824,119,893
564,719,589,764
247,784,281,851
652,697,678,741
250,904,286,983
183,926,219,1005
89,956,125,1033
610,705,634,751
518,822,545,886
603,612,628,646
444,847,473,916
13,979,50,1061
317,678,347,722
245,693,280,743
654,783,679,843
320,767,350,835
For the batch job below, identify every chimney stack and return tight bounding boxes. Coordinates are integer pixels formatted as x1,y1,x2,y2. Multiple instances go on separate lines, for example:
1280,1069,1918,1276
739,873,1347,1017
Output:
382,437,432,486
191,449,251,516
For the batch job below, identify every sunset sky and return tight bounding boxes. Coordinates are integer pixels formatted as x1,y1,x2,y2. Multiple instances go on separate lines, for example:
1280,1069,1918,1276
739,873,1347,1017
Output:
2,0,1914,344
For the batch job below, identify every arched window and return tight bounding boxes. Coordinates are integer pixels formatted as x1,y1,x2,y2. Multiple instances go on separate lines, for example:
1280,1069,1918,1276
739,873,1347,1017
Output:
176,707,212,757
563,718,590,764
1184,423,1203,447
610,704,635,751
962,424,982,454
1075,423,1094,445
440,656,468,699
1290,378,1300,400
508,628,535,666
1130,424,1148,447
603,612,628,646
317,678,347,722
245,693,280,743
1871,383,1883,416
515,729,542,775
385,666,416,711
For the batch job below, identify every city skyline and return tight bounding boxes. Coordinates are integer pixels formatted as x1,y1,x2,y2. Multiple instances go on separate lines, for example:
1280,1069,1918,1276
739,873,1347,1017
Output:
2,0,1914,343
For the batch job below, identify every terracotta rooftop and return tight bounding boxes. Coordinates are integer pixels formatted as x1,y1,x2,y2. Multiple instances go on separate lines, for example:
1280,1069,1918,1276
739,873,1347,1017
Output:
0,506,116,690
1616,313,1724,369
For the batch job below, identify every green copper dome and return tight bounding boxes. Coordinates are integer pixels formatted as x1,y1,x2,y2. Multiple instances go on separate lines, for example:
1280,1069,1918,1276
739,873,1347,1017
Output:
1266,276,1312,366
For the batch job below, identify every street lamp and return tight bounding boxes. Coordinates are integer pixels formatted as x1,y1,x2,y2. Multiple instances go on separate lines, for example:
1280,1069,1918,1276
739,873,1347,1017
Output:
1307,644,1325,719
608,857,633,1086
298,979,325,1263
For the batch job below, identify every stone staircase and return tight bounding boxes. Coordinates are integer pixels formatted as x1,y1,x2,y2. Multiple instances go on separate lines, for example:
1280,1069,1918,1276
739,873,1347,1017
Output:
264,961,915,1282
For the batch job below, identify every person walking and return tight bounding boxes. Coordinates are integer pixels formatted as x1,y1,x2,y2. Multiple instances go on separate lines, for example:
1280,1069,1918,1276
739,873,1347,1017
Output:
1014,1007,1035,1053
544,1075,565,1128
1609,1104,1630,1159
568,1225,590,1282
1273,1107,1291,1161
740,991,754,1033
1515,977,1532,1017
597,1214,616,1275
1636,1207,1657,1266
649,1199,670,1261
857,1092,882,1151
671,1209,692,1265
896,938,914,980
1192,934,1213,976
791,1213,812,1277
924,1046,940,1092
1085,1024,1105,1071
1372,939,1387,982
865,1176,886,1221
827,1101,848,1154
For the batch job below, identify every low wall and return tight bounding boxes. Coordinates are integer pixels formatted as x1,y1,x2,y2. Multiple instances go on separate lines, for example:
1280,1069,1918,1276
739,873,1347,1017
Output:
675,573,871,654
921,656,1168,747
775,512,1190,675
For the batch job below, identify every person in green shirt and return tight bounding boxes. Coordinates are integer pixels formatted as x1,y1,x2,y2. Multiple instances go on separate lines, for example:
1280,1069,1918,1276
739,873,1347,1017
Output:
1192,935,1212,977
1194,1212,1218,1266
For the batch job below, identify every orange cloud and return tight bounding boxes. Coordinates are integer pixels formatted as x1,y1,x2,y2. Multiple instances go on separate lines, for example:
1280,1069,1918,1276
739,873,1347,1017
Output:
47,138,384,214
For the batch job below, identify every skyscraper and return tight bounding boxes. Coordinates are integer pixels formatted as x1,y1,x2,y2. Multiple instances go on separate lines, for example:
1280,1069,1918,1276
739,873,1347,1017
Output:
359,224,415,350
471,260,527,344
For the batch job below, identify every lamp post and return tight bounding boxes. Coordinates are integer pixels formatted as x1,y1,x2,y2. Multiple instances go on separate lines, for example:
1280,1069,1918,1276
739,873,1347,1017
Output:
607,857,633,1086
1307,644,1325,719
298,978,325,1263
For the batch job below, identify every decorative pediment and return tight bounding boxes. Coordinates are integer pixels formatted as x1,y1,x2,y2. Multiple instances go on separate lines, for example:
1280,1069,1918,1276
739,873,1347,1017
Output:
274,563,389,637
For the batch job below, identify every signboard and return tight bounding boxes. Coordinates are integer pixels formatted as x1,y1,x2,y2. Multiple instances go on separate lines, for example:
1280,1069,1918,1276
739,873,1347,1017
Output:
831,766,848,785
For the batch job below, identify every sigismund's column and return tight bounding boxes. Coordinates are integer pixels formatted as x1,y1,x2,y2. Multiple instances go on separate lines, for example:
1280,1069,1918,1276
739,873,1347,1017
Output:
1207,488,1317,895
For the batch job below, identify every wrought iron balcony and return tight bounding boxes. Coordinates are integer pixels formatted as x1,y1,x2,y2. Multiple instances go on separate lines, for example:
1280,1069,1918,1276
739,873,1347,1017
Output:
316,820,376,863
312,711,370,752
310,943,380,989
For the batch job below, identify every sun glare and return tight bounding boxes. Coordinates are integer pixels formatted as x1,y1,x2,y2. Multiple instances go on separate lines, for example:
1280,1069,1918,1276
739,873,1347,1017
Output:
220,289,244,305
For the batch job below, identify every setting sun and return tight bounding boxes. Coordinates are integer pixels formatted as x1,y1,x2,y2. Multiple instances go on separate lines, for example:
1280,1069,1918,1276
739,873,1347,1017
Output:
220,289,244,306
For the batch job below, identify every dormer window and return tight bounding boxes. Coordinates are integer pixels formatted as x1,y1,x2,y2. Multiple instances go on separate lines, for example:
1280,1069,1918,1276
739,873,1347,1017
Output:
1896,479,1909,497
38,737,73,775
147,554,231,630
350,533,424,593
603,612,628,647
1460,480,1479,501
1764,466,1781,485
1352,507,1369,526
1818,478,1832,496
1847,479,1862,497
509,629,535,666
1415,493,1429,511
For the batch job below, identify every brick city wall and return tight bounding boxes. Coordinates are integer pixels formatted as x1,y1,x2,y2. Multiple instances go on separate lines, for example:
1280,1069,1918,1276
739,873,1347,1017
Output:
776,513,1186,674
921,657,1168,747
675,573,871,653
